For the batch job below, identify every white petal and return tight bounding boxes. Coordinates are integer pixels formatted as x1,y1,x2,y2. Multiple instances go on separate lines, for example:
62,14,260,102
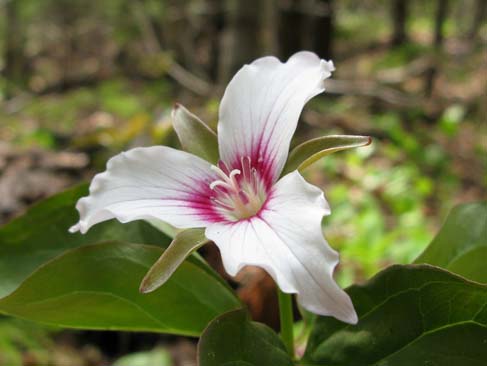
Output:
70,146,221,234
205,171,357,324
217,51,335,184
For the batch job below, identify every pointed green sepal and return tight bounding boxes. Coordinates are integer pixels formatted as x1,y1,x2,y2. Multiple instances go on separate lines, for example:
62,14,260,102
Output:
172,103,219,163
140,228,209,293
283,135,371,175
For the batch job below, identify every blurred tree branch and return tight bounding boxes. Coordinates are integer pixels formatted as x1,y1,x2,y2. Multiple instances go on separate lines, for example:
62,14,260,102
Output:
131,0,212,96
324,79,418,107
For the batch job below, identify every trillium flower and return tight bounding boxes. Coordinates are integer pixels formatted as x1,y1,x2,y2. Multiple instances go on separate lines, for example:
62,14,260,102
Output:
70,51,359,324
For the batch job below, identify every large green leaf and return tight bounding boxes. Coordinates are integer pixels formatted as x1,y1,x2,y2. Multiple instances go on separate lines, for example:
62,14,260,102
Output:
114,348,173,366
198,309,293,366
0,241,241,336
0,184,172,298
303,264,487,366
414,201,487,283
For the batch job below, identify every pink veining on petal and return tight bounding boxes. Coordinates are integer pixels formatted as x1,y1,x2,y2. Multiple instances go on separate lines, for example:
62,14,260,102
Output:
155,171,226,225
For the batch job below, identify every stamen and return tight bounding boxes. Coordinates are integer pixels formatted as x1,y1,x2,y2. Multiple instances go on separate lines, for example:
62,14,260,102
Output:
251,168,258,192
209,180,233,191
228,169,241,188
238,191,250,204
211,165,231,182
209,158,267,221
218,160,230,175
241,156,251,181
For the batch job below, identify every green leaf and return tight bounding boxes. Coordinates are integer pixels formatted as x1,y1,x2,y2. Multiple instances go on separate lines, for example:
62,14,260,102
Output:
0,184,172,298
283,135,371,175
198,309,293,366
303,264,487,366
140,228,209,293
414,201,487,283
172,103,219,163
0,241,241,336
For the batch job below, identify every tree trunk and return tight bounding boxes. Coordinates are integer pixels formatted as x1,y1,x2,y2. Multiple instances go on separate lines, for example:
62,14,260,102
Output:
279,0,334,60
278,0,305,60
261,0,279,55
424,0,450,97
3,0,26,97
433,0,449,47
391,0,408,46
203,0,225,82
311,0,335,60
468,0,487,39
218,0,261,85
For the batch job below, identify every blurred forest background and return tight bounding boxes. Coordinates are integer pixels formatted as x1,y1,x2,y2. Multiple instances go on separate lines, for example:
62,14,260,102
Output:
0,0,485,365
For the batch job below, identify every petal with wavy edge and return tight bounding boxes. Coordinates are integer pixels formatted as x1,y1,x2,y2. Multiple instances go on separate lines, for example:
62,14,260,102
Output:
217,51,334,187
70,146,221,234
205,171,357,324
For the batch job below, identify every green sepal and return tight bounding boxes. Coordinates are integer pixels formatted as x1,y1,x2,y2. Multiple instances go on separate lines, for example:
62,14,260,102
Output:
283,135,371,175
172,103,219,164
140,228,209,293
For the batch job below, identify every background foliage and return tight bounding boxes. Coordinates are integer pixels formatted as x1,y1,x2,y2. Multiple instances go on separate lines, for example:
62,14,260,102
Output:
0,0,485,364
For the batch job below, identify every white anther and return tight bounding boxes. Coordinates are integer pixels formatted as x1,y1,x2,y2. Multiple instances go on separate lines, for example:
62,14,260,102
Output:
210,180,233,190
228,169,241,189
210,165,231,181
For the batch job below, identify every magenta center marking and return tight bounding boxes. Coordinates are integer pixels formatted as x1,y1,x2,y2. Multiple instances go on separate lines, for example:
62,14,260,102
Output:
209,157,268,221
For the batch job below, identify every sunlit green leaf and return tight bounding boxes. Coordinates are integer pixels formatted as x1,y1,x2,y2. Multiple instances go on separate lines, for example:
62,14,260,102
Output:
140,228,209,293
303,264,487,366
198,309,293,366
415,201,487,283
0,241,240,336
283,135,371,175
172,103,219,163
114,348,173,366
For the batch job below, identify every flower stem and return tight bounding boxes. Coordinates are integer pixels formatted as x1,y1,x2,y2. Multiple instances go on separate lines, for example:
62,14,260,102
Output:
277,288,294,358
